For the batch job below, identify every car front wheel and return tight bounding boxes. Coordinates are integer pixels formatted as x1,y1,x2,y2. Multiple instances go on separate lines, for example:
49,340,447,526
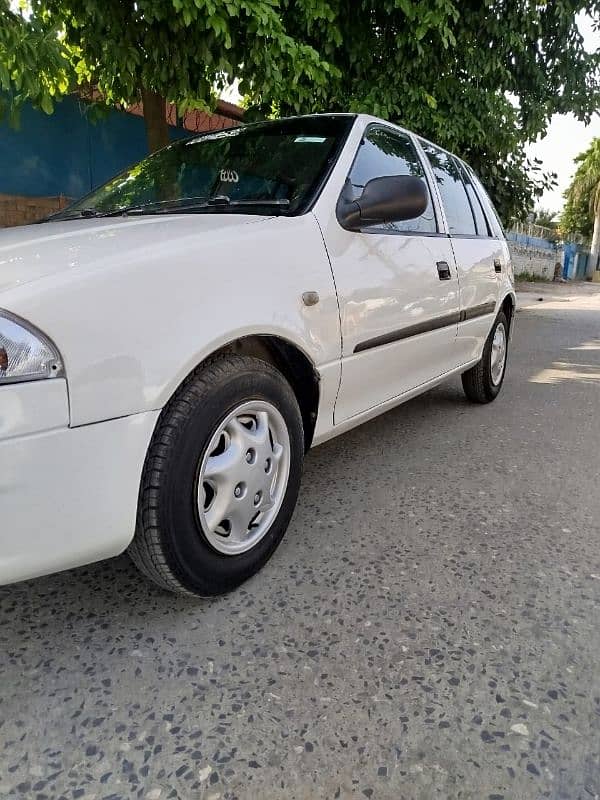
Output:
461,310,509,403
129,354,304,596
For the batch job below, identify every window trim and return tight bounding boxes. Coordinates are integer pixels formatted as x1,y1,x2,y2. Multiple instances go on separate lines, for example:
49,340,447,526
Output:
338,122,442,236
302,115,359,214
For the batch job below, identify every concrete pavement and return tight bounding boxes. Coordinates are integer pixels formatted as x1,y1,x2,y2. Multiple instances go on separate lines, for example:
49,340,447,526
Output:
1,291,600,799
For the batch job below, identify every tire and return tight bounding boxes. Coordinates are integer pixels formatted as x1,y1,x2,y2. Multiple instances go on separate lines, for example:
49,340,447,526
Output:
128,354,304,596
461,310,509,403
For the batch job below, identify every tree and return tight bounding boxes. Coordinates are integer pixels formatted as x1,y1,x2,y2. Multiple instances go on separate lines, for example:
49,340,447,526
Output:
2,2,599,222
561,187,594,240
275,0,600,222
562,139,600,272
534,208,559,229
0,0,337,152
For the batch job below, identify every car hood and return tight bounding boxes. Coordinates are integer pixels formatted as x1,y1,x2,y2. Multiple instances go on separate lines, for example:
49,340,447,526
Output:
0,213,272,294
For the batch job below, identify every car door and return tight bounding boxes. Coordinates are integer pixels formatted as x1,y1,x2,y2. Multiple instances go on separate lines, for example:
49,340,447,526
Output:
320,124,461,423
419,141,504,364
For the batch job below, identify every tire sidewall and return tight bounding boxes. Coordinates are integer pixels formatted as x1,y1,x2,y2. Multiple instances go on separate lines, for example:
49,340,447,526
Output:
157,364,304,595
482,311,509,400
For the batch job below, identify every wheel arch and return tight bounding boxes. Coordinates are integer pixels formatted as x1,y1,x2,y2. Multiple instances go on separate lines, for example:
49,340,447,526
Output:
166,334,321,452
501,292,516,334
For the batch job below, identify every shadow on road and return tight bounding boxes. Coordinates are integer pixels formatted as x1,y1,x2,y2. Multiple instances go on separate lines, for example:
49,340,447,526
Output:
0,380,466,621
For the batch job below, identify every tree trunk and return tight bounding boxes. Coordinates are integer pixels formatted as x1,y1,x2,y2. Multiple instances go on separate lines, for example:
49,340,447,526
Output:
588,210,600,278
141,88,170,153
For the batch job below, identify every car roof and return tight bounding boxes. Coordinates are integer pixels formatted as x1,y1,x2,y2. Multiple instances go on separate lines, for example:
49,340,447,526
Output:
186,111,465,168
292,113,463,161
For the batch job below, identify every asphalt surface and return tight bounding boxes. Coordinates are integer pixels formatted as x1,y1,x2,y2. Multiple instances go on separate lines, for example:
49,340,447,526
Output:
2,286,600,800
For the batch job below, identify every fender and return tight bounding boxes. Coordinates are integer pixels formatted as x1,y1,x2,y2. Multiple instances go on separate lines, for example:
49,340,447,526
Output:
1,214,342,426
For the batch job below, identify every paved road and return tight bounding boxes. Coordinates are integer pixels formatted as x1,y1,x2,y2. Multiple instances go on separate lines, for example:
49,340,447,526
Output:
2,289,600,800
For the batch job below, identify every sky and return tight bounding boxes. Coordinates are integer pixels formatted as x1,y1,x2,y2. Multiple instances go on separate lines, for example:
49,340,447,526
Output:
526,13,600,213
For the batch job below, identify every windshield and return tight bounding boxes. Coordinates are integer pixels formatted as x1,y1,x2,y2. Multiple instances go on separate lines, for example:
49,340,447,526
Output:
54,115,354,219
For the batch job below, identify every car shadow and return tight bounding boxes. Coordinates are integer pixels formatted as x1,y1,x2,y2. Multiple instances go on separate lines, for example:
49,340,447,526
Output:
0,378,466,625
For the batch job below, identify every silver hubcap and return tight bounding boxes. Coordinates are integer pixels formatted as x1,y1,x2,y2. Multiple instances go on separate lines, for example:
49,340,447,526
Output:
196,400,290,556
490,322,507,386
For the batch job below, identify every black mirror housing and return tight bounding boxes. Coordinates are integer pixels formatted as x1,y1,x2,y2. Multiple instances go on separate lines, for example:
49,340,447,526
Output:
337,174,429,232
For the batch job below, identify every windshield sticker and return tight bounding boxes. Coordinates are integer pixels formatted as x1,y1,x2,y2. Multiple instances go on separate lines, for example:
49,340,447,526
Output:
220,169,239,183
294,136,328,143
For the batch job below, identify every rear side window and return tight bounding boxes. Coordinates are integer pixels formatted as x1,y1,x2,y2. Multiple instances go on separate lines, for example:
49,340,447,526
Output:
348,126,437,234
420,141,476,235
457,161,490,236
467,167,504,237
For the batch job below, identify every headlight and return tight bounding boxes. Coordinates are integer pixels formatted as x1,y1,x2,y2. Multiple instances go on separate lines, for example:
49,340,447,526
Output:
0,310,64,385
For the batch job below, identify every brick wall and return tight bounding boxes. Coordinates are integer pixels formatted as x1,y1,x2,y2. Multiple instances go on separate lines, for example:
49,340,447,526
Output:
0,193,71,228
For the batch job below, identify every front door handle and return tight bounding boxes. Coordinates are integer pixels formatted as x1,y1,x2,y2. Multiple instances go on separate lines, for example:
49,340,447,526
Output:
494,258,502,273
436,261,452,280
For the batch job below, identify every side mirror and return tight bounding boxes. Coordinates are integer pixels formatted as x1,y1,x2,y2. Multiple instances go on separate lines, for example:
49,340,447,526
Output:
337,175,429,232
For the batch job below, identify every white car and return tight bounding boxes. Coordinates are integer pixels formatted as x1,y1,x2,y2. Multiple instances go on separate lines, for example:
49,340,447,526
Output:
0,114,515,596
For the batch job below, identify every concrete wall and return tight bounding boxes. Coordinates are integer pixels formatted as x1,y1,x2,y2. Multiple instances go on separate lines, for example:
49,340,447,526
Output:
506,225,596,281
508,241,559,280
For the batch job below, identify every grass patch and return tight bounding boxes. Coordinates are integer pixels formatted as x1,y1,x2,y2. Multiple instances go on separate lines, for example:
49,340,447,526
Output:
515,271,552,283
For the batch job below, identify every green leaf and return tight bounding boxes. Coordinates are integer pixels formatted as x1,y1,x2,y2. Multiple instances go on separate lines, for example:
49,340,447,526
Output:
40,92,53,114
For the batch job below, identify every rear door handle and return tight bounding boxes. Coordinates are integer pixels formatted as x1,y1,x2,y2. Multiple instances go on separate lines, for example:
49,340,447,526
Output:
494,258,502,273
436,261,452,280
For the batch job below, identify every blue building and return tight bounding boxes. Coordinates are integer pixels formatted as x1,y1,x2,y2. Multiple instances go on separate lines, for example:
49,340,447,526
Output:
0,94,241,226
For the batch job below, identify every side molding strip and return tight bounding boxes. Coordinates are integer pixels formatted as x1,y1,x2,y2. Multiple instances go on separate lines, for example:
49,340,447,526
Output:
460,301,496,322
353,301,496,354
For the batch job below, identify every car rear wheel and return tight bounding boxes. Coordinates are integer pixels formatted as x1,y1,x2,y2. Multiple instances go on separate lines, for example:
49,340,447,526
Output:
128,354,304,596
461,310,509,403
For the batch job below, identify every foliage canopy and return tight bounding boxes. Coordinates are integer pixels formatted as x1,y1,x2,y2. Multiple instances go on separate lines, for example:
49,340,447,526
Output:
276,0,600,222
0,0,337,148
1,1,599,221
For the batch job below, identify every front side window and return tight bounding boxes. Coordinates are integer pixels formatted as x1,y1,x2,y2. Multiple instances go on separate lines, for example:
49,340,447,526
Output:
348,126,437,234
420,141,477,236
53,116,354,219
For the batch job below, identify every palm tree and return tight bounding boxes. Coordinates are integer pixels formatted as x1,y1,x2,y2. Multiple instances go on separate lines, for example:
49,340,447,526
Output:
562,139,600,277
